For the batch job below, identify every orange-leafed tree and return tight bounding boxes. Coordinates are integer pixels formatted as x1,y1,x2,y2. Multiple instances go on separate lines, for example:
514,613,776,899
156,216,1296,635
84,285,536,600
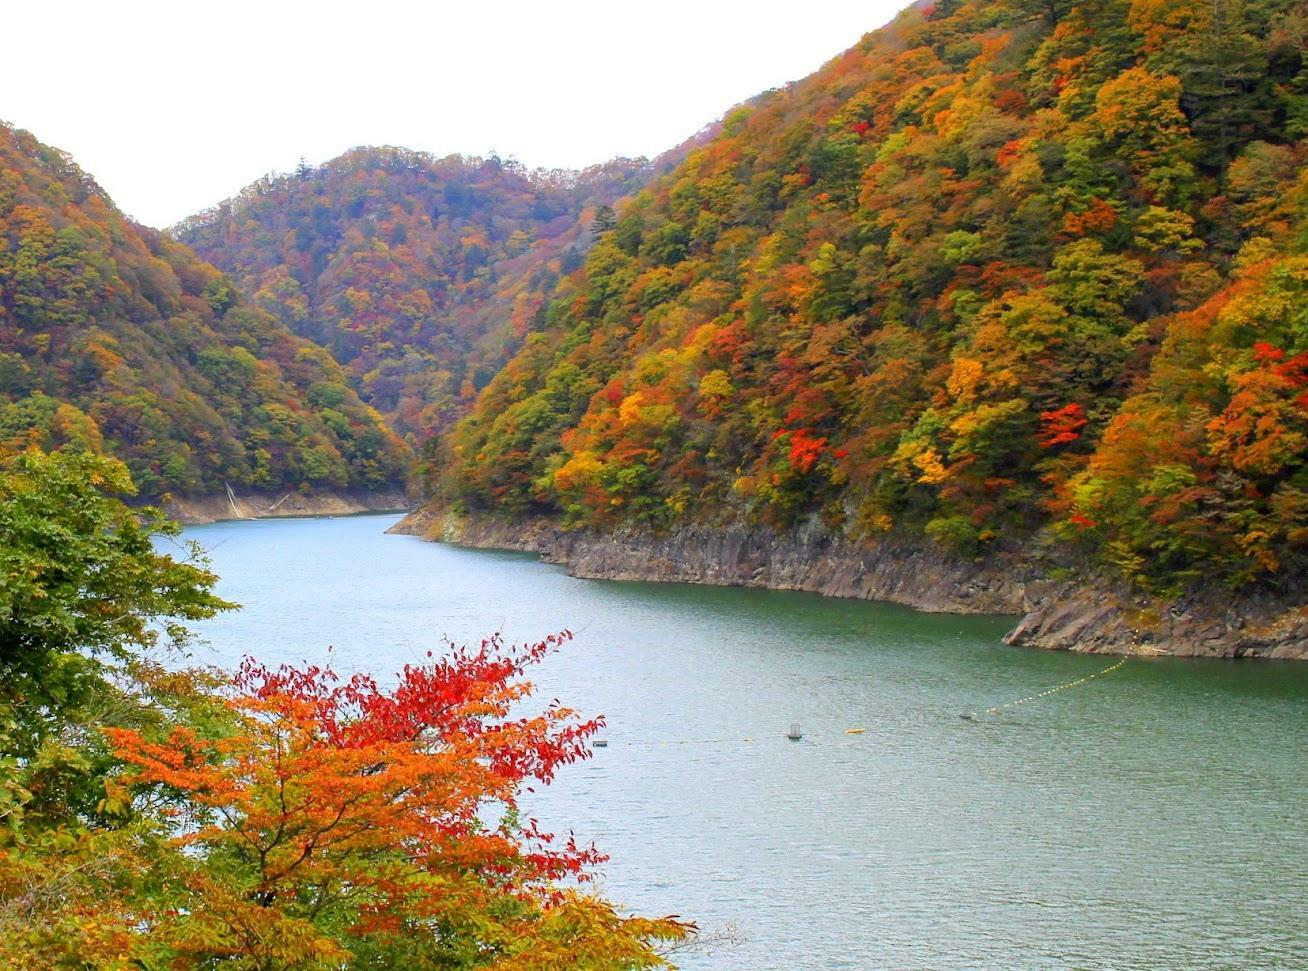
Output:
106,632,692,969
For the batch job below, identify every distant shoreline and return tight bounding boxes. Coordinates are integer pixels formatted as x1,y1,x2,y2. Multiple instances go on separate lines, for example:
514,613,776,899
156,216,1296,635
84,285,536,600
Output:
165,489,409,526
393,507,1308,662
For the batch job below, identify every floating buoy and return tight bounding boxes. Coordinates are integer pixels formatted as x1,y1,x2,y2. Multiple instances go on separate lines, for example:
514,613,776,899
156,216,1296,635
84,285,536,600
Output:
786,722,803,741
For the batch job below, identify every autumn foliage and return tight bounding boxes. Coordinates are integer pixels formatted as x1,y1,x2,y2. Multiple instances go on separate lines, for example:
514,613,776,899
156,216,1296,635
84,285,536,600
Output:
0,125,410,497
1039,404,1089,448
0,449,690,969
177,149,694,442
98,632,689,968
425,0,1308,592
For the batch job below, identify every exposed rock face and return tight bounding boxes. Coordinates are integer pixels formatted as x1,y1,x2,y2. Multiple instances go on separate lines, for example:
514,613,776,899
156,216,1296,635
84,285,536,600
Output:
167,490,408,525
392,508,1308,660
1006,589,1308,660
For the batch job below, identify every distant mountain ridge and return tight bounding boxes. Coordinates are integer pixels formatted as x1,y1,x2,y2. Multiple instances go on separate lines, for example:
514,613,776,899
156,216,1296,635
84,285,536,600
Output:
0,122,410,498
176,143,703,441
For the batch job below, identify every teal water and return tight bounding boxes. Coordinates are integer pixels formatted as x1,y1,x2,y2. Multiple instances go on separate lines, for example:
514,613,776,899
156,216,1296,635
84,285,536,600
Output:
180,514,1308,970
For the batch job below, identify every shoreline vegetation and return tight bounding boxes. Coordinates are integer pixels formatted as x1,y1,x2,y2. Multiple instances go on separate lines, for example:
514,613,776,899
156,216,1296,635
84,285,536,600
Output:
394,506,1308,660
404,0,1308,658
0,447,693,968
5,0,1305,676
5,0,1307,962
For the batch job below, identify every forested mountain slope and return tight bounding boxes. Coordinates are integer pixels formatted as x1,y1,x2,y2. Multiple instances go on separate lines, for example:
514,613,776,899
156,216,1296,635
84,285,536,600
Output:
431,0,1308,598
0,123,410,498
177,147,693,440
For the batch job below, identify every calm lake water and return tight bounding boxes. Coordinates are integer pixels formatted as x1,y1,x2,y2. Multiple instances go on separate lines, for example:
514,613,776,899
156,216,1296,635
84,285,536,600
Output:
179,513,1308,970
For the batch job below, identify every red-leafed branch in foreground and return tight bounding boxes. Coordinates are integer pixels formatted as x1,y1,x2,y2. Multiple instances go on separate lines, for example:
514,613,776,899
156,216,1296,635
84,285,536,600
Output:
105,632,692,968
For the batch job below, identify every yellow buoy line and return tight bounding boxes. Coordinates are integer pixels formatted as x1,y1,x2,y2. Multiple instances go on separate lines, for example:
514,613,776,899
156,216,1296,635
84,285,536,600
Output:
589,657,1130,747
960,656,1129,721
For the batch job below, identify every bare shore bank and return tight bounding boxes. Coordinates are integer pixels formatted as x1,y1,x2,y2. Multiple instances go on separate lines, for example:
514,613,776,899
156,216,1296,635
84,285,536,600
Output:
393,507,1308,660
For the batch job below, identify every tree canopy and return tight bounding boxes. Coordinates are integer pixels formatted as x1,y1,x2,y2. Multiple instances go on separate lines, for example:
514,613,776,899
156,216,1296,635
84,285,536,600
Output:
0,124,411,498
428,0,1308,594
177,149,675,443
0,448,691,968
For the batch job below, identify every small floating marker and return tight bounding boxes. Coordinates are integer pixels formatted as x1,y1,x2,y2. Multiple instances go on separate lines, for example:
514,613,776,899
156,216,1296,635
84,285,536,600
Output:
844,727,865,735
593,740,608,748
786,722,803,741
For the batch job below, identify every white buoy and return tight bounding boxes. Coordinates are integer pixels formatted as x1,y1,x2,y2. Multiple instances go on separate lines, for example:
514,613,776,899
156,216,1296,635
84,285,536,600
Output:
786,722,803,741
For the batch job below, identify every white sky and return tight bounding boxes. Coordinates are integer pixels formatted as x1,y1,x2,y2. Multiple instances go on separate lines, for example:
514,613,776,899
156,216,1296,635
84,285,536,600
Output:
2,0,904,228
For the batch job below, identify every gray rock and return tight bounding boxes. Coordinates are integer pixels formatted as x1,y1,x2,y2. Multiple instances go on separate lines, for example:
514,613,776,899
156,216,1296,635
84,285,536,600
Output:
391,509,1308,660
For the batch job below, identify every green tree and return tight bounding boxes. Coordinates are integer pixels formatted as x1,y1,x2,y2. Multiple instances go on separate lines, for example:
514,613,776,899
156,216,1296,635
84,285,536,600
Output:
591,203,618,239
0,447,230,819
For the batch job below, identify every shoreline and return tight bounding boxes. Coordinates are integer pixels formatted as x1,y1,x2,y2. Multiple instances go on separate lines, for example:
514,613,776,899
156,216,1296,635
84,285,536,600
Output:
392,506,1308,661
165,489,410,526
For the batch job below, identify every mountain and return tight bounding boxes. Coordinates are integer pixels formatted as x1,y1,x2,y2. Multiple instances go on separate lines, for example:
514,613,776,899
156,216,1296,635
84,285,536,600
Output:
176,146,697,440
0,122,410,498
428,0,1308,599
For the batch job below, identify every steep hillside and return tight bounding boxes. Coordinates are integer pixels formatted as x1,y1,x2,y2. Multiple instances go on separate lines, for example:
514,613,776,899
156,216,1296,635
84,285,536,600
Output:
430,0,1308,604
0,123,410,498
177,148,688,440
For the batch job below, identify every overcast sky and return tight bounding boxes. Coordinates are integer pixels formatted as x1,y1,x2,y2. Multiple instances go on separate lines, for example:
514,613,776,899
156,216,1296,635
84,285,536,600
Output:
2,0,904,228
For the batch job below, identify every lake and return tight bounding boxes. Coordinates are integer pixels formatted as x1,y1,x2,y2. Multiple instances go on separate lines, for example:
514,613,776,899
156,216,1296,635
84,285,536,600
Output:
180,513,1308,970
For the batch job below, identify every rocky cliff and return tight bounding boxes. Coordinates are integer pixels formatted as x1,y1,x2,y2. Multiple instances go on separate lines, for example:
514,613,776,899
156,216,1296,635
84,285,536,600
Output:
393,508,1308,660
